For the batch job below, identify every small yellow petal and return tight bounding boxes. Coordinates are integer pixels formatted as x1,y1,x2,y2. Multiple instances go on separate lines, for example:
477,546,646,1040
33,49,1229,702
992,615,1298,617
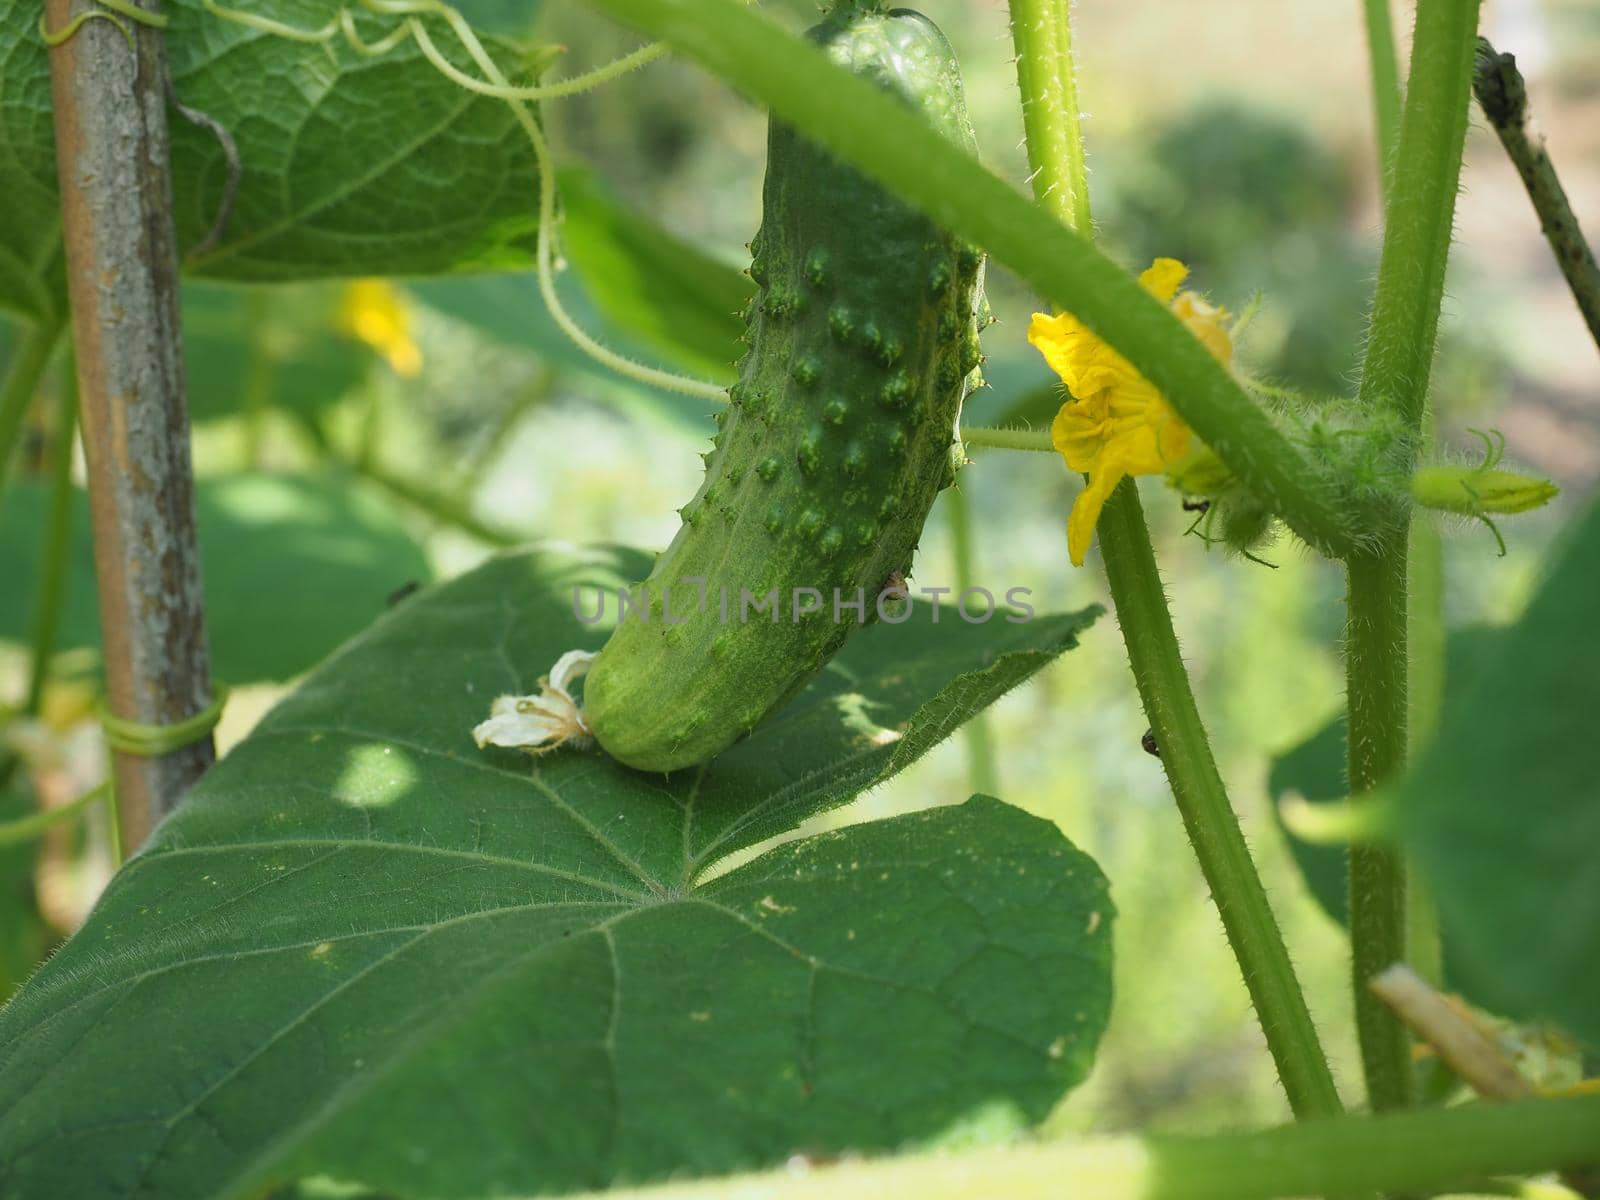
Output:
1052,396,1111,473
1028,311,1093,394
1138,257,1189,303
1172,291,1233,363
1066,467,1124,566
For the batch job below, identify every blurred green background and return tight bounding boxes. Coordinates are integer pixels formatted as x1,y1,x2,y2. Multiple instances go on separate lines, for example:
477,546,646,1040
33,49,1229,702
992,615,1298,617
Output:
2,0,1597,1139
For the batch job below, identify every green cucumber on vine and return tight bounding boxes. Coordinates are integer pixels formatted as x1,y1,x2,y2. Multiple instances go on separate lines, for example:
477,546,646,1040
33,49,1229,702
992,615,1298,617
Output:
581,0,987,773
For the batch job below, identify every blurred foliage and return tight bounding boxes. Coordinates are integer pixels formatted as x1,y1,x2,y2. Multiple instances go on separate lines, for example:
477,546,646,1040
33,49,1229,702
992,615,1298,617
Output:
0,757,46,998
558,167,752,378
184,284,367,427
1099,101,1373,396
0,474,430,684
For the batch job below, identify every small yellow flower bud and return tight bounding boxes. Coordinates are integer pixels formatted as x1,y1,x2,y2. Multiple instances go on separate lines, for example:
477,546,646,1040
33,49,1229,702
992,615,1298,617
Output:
1410,466,1559,516
339,279,423,378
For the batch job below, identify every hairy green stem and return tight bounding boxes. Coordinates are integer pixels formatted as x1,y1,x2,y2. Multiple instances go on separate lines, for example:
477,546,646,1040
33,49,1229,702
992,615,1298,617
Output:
1358,0,1482,433
25,366,79,717
1009,0,1091,237
581,1093,1600,1200
945,484,999,795
1098,485,1343,1118
1345,545,1414,1110
1347,0,1481,1111
1005,0,1342,1120
584,0,1360,560
1364,0,1442,990
1362,0,1404,187
1473,38,1600,352
960,425,1054,453
0,317,65,499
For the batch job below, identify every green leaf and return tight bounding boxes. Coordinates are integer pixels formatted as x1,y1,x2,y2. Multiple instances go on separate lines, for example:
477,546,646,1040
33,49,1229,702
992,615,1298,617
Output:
0,0,548,319
0,472,430,683
0,544,1109,1198
557,166,752,379
1391,501,1600,1046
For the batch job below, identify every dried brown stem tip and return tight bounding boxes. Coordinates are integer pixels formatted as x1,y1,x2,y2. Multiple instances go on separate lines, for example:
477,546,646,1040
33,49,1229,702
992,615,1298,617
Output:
1473,37,1600,354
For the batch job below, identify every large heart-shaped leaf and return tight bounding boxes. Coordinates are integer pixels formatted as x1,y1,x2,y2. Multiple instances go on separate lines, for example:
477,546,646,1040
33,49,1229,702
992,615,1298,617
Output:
0,0,548,320
0,472,430,683
0,544,1110,1198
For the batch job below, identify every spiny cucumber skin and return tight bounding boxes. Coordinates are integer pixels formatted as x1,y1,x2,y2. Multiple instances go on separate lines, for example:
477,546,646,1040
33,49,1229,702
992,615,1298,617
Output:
583,7,984,773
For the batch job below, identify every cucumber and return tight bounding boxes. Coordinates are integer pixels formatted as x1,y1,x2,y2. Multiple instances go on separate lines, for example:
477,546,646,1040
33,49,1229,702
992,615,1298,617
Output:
583,1,984,773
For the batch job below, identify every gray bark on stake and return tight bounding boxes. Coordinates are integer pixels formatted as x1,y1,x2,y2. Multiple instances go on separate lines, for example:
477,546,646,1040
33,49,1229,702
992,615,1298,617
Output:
45,0,216,849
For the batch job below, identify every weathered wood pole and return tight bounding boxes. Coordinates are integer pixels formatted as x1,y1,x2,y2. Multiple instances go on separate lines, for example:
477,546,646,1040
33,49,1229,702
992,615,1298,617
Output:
45,0,216,848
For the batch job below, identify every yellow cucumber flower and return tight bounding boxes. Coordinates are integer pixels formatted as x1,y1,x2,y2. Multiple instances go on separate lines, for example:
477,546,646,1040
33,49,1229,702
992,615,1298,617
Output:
339,279,423,378
1028,258,1233,565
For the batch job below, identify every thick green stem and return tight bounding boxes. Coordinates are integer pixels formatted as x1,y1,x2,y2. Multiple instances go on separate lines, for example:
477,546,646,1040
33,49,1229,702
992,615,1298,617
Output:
1362,0,1404,188
1099,485,1343,1119
25,365,79,717
1364,0,1443,991
946,485,999,796
1357,0,1482,432
1345,545,1414,1110
584,0,1360,560
1010,0,1091,237
1347,0,1481,1111
0,317,65,499
581,1093,1600,1200
1005,0,1341,1120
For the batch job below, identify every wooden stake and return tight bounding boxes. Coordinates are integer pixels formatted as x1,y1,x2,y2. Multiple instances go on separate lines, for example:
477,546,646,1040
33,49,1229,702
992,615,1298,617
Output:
45,0,215,849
